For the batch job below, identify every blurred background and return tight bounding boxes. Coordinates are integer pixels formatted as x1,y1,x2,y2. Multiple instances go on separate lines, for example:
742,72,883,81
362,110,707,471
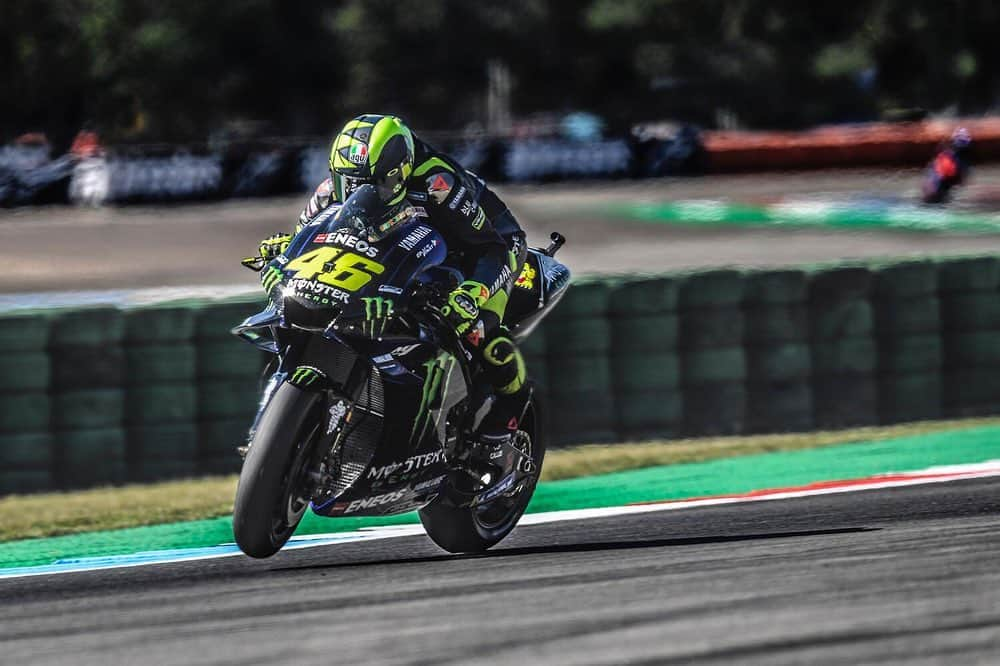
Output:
2,0,1000,203
5,0,1000,142
2,1,1000,494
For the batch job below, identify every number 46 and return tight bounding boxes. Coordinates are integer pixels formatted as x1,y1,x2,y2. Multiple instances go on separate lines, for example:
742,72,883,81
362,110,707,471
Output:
284,248,384,292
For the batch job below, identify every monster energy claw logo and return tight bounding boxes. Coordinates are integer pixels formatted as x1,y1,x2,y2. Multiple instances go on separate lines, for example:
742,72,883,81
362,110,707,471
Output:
361,297,394,338
290,366,324,388
261,265,284,292
410,355,454,442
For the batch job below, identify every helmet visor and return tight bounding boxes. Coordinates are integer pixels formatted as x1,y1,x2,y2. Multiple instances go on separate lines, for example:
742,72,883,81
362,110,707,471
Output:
374,167,407,205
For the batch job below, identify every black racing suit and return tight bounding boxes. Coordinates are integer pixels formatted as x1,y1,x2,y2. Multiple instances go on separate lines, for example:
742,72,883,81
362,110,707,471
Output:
298,135,530,438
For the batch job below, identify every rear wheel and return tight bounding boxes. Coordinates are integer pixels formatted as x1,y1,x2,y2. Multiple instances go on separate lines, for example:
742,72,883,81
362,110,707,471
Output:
233,383,320,558
419,400,546,553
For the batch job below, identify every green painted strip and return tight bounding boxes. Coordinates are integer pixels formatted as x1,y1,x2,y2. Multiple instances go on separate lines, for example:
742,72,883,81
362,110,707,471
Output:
3,425,1000,569
620,200,1000,233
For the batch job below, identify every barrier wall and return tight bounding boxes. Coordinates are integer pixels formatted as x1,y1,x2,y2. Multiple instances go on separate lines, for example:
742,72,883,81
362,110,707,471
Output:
704,117,1000,171
3,254,1000,494
7,117,1000,207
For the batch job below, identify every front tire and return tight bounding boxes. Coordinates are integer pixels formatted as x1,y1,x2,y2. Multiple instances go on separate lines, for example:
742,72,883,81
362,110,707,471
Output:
233,383,320,558
419,400,546,553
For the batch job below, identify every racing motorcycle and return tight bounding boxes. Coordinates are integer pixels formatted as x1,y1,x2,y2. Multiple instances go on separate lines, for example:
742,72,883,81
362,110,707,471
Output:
921,152,967,204
232,185,570,558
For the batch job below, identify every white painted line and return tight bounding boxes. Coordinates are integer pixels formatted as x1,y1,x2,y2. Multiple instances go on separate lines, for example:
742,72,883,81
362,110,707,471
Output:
1,460,998,580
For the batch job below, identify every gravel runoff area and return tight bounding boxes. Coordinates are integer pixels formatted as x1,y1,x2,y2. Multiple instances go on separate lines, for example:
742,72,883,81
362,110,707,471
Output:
2,166,1000,294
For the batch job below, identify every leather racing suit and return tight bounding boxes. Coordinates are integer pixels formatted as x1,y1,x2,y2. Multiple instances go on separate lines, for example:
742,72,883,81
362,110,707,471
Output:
297,135,530,440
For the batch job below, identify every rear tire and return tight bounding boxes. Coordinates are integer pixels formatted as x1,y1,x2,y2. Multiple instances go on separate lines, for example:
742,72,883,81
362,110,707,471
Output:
233,383,320,558
419,400,546,553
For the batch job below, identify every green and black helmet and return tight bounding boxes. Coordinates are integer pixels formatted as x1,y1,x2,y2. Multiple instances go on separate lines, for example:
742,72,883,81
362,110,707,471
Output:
329,114,415,206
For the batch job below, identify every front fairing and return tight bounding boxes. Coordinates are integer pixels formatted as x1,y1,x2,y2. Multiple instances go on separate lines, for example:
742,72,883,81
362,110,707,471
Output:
268,204,447,326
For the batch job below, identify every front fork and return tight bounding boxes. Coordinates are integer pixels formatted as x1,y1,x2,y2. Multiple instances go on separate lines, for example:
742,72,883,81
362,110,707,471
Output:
238,369,288,459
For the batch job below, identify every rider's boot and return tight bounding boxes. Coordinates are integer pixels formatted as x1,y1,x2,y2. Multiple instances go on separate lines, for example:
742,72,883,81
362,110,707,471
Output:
464,331,530,476
476,382,530,447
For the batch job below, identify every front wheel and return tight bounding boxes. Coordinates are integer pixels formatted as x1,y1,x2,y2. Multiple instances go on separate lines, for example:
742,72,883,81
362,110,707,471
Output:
419,400,546,553
233,383,320,558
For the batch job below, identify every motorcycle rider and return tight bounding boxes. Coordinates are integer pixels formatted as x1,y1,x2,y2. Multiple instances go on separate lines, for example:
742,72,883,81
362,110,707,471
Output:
257,114,530,462
922,127,972,204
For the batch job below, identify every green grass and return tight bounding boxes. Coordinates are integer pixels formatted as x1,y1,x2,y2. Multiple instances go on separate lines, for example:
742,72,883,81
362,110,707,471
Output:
3,416,998,543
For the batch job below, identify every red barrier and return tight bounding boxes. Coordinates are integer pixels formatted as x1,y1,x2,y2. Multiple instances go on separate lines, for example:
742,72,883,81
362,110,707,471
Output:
704,118,1000,171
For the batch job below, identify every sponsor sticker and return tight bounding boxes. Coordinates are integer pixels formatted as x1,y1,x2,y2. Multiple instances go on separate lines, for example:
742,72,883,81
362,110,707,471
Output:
460,200,477,217
447,185,468,210
327,400,348,435
313,231,379,258
348,143,368,164
415,239,439,259
399,225,432,251
477,472,516,504
344,489,407,514
490,265,512,294
378,284,404,295
366,450,444,481
413,474,446,492
472,208,486,230
288,278,351,303
515,263,536,290
391,343,421,357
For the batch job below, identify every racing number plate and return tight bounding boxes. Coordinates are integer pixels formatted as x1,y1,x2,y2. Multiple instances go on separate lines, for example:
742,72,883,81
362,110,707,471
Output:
284,248,385,291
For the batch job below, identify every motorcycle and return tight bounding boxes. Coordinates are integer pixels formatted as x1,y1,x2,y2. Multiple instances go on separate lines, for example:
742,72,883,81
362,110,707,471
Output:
231,185,570,558
921,149,968,204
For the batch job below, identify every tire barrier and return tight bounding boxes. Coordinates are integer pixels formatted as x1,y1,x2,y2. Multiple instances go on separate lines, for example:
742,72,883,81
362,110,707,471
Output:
48,307,126,489
744,270,813,433
939,257,1000,417
545,278,616,446
8,254,1000,494
123,303,200,480
195,295,270,475
678,271,745,436
0,311,53,491
807,266,878,429
873,261,943,423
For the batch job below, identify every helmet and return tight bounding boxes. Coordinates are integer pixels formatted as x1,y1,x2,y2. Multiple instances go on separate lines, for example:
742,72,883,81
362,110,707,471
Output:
329,114,415,206
336,183,420,243
951,127,972,151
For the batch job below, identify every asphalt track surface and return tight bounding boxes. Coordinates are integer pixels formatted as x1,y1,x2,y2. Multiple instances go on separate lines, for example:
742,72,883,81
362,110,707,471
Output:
2,478,998,665
3,166,1000,293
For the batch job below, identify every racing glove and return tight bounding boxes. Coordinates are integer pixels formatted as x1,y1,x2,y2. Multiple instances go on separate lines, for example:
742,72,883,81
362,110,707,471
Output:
258,233,292,260
440,280,490,336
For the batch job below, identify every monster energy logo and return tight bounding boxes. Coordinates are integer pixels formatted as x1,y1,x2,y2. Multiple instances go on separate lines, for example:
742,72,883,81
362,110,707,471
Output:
290,366,324,388
410,354,454,442
360,297,394,338
261,265,284,293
